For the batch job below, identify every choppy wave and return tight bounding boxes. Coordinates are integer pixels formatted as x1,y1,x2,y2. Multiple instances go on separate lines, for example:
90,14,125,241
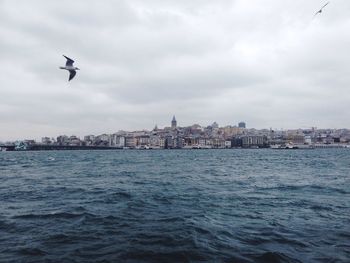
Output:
0,149,349,262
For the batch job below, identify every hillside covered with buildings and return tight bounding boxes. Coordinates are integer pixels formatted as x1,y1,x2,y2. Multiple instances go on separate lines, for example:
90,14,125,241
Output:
2,117,350,150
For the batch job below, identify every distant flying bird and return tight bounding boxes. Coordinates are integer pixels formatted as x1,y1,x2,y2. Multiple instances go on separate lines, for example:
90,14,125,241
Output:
314,2,330,17
60,55,80,81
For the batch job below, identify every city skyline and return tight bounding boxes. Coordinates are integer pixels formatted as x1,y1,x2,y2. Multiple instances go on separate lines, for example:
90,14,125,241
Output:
1,1,350,140
2,112,350,141
1,115,350,143
2,116,349,151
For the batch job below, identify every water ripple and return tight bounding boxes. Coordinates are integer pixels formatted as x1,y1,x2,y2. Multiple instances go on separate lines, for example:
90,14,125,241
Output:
0,149,349,262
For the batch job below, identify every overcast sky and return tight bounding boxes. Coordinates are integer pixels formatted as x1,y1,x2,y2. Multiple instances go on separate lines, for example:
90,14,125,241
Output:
1,0,349,140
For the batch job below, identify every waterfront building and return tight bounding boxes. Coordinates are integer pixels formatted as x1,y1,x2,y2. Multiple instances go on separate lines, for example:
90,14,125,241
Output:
125,136,136,148
241,135,266,148
205,138,213,148
111,134,126,148
69,135,81,146
174,136,184,148
136,135,150,148
149,135,161,148
212,138,225,148
340,136,350,143
57,135,69,146
184,136,201,148
159,137,166,148
199,138,206,147
84,135,95,142
84,135,95,146
225,140,232,148
196,137,213,148
287,134,305,144
94,134,110,146
97,134,110,142
41,137,52,145
305,135,312,145
164,135,173,149
231,137,242,148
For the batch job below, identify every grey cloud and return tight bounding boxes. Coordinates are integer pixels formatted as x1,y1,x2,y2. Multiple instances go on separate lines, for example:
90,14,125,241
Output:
0,0,350,140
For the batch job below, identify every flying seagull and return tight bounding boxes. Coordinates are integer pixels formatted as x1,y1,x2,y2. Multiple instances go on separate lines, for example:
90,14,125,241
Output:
314,2,330,17
60,55,80,81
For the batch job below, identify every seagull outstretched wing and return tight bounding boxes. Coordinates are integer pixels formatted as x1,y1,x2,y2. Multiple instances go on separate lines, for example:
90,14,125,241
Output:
321,2,330,10
63,55,75,67
315,2,330,16
68,70,76,81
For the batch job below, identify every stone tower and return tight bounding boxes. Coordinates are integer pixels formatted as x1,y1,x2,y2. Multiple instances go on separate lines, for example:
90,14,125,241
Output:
171,115,177,129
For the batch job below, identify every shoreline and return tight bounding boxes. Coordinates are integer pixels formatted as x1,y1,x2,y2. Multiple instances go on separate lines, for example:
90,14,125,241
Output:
1,144,349,152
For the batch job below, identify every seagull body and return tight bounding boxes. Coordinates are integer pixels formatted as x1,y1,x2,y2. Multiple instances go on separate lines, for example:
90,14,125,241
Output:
315,2,330,17
60,55,80,81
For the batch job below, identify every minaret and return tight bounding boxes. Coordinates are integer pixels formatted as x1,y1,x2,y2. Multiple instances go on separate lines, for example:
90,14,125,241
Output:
171,115,177,129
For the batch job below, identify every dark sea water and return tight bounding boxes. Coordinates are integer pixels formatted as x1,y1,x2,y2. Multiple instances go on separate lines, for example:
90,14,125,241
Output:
0,149,349,263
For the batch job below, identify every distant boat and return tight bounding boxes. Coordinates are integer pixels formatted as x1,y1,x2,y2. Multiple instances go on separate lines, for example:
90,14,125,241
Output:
271,143,314,149
270,144,281,149
294,144,315,149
